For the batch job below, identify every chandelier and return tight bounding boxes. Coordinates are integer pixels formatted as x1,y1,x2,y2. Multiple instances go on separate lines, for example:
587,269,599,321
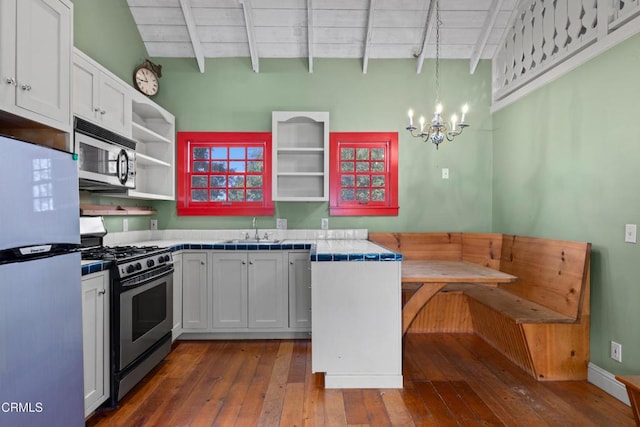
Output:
406,0,470,148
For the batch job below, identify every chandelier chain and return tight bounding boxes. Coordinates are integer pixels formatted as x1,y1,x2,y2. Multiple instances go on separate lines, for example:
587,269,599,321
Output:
435,0,441,103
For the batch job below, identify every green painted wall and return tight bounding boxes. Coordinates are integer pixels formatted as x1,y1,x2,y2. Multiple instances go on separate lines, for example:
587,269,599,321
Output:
70,0,147,83
492,34,640,374
151,57,494,232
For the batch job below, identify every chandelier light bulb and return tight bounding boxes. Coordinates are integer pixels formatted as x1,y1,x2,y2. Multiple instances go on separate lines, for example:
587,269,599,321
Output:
461,104,469,123
451,114,458,131
435,103,443,114
408,109,414,127
419,116,426,132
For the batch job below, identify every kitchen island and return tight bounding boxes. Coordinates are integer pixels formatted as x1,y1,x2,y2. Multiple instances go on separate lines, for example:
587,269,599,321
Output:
85,229,403,389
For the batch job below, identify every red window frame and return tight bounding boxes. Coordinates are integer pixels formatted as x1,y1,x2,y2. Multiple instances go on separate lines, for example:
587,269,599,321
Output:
329,132,399,216
177,132,274,216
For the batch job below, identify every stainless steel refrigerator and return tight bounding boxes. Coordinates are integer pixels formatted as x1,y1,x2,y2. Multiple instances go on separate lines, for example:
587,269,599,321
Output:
0,135,84,426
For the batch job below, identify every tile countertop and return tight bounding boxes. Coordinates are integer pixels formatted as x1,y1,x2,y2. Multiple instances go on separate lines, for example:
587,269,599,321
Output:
81,239,402,275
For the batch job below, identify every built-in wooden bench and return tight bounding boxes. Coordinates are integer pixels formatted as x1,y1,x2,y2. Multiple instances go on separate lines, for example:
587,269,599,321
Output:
369,232,591,381
615,375,640,425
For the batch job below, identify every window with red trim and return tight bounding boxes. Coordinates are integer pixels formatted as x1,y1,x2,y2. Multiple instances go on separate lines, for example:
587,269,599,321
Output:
329,132,399,216
177,132,274,216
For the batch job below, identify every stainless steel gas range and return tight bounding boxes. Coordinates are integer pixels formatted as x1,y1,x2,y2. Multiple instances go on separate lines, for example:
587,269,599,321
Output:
80,218,173,407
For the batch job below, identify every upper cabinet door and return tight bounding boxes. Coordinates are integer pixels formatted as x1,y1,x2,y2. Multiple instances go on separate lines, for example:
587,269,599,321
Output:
15,0,71,126
98,72,131,137
0,0,17,112
72,53,100,123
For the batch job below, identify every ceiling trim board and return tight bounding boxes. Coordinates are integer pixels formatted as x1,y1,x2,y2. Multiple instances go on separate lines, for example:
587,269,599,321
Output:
179,0,206,73
239,0,260,72
362,0,377,73
469,0,504,74
416,0,436,74
307,0,314,72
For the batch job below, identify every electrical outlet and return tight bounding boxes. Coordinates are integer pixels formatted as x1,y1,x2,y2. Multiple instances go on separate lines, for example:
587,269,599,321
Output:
321,218,329,230
611,341,622,362
276,218,287,230
625,224,636,243
122,218,128,232
442,168,449,179
150,219,158,230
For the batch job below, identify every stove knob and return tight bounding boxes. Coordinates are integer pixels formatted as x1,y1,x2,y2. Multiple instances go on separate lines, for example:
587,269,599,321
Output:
135,262,142,271
164,255,171,262
158,256,165,263
147,259,155,268
126,265,135,274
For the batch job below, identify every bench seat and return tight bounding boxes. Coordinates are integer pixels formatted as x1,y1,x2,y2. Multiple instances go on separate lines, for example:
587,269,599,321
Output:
443,283,575,324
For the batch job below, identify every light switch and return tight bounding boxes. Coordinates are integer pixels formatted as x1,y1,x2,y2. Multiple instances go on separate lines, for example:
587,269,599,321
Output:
625,224,636,243
442,168,449,179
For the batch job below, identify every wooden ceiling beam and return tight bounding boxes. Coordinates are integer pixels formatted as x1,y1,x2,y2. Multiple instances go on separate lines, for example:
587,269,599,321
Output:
362,0,377,74
469,0,504,74
239,0,259,73
179,0,205,73
416,0,436,74
307,0,314,73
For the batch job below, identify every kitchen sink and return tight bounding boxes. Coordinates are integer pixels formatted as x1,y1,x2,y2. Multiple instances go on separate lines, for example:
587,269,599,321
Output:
224,239,281,244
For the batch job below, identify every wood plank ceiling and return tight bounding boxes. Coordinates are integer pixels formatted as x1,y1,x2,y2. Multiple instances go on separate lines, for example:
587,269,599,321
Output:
127,0,519,73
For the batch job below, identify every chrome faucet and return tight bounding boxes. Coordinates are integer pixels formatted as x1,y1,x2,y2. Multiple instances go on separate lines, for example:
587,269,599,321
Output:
252,217,259,240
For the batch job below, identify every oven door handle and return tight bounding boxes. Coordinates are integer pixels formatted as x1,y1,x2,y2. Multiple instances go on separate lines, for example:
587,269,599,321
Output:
120,266,174,290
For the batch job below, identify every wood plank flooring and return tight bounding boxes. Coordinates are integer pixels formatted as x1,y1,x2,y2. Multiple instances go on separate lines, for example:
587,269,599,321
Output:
87,334,634,426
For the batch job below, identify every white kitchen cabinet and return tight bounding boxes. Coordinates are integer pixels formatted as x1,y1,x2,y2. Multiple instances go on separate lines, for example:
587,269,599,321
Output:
72,49,131,137
82,270,109,417
211,252,286,330
211,252,248,329
0,0,72,132
272,111,329,201
172,253,183,340
288,251,311,331
181,251,208,330
127,92,175,200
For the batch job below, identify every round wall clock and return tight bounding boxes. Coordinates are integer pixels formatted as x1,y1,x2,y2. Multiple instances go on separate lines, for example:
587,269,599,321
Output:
133,60,162,97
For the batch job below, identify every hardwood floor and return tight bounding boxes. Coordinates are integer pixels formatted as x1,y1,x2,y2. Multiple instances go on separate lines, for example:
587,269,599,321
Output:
87,334,634,426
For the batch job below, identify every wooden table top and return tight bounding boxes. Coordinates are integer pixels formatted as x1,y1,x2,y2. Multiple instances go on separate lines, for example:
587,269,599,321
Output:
401,260,518,284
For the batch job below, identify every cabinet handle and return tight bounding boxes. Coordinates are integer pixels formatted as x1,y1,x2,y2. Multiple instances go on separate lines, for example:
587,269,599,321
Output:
290,261,294,265
98,289,106,295
249,261,253,265
21,84,32,91
242,261,246,265
100,109,106,115
94,107,101,112
5,77,17,86
200,261,205,265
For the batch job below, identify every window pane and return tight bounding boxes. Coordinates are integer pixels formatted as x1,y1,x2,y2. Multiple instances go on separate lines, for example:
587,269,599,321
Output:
371,148,385,160
372,175,385,187
228,175,245,188
356,176,370,187
211,147,227,159
341,175,355,187
229,189,244,201
372,189,385,201
356,148,369,160
340,148,354,160
210,176,226,187
371,162,385,172
192,176,208,188
248,147,263,159
229,161,245,172
229,147,245,159
210,189,226,201
341,162,354,172
341,189,355,201
193,161,209,172
191,189,208,201
246,176,262,188
193,147,209,160
356,162,369,172
247,189,263,201
211,161,226,172
248,161,263,172
356,189,370,201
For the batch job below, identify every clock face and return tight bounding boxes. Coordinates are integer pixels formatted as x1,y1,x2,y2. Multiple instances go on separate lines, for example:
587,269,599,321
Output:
134,67,159,96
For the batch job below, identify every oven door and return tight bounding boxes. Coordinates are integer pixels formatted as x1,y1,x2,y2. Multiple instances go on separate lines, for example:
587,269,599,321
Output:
76,131,136,190
118,269,173,370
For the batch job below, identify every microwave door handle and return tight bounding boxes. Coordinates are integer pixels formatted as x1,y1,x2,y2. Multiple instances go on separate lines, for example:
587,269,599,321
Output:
117,149,129,185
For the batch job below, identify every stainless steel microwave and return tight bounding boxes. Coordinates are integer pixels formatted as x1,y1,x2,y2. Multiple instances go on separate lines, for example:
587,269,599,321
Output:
75,117,136,191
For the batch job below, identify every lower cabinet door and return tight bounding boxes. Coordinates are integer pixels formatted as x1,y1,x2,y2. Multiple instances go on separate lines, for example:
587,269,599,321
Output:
212,253,248,329
288,252,312,331
248,252,286,328
182,252,208,330
82,271,109,416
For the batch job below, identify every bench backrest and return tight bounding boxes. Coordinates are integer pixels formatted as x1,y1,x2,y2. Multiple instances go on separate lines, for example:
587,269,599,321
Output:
368,232,463,261
498,235,591,320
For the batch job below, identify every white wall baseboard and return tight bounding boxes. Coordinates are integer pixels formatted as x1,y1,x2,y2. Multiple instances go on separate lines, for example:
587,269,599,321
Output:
588,362,630,406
